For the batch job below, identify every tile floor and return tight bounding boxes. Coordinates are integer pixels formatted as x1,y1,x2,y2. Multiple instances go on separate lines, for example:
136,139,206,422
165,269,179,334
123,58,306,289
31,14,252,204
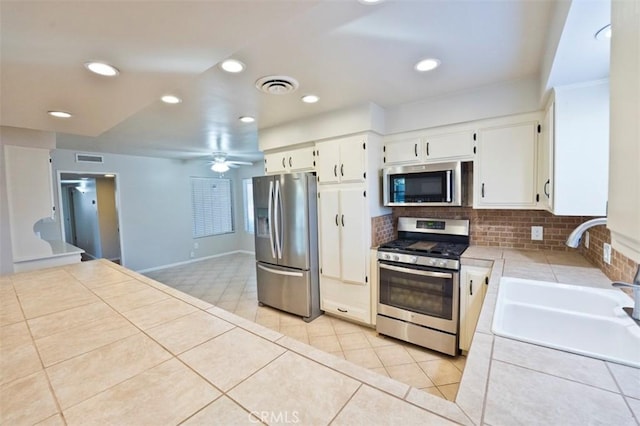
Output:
145,253,466,400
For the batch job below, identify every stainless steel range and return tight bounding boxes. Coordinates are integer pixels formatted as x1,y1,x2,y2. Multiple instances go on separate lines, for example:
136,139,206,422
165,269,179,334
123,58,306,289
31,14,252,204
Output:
376,217,469,356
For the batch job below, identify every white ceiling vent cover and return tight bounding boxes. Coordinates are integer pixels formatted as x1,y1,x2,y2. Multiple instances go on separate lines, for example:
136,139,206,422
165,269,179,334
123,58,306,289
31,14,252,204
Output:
255,75,299,95
75,153,104,164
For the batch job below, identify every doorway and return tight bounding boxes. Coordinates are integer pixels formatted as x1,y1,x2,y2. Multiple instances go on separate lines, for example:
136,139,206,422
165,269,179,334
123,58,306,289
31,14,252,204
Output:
58,172,123,264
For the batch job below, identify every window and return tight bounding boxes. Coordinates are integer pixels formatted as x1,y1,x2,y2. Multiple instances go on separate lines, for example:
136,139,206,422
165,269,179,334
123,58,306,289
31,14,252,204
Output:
191,177,233,238
243,178,254,234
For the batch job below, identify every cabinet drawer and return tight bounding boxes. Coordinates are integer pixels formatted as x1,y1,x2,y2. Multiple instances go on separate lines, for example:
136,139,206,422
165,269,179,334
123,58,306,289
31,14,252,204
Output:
321,298,369,324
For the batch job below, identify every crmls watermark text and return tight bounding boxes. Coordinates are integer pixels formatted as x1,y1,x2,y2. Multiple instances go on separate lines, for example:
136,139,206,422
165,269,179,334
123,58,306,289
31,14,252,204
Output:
250,411,300,424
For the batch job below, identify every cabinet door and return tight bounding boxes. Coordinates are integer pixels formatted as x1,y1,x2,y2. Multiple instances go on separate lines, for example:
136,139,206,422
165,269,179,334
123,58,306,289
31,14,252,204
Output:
609,0,640,262
383,138,421,165
459,267,489,351
476,122,537,208
264,152,287,174
318,189,341,280
537,102,553,211
315,141,340,184
288,146,315,172
339,136,366,183
424,131,474,161
339,188,367,284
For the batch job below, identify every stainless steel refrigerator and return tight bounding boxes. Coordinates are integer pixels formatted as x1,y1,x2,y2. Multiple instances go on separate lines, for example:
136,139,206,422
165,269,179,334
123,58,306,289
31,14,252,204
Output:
252,172,322,322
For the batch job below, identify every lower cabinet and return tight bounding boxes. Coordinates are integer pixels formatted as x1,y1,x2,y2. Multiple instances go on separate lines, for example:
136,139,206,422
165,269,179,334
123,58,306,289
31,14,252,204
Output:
320,277,371,324
459,264,491,351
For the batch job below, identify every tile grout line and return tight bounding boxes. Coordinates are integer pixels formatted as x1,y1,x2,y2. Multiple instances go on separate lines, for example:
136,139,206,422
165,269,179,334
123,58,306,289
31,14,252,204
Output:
604,362,640,424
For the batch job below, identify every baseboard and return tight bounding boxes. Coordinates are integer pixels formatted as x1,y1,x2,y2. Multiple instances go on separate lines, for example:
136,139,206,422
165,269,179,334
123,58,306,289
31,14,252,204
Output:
136,250,255,273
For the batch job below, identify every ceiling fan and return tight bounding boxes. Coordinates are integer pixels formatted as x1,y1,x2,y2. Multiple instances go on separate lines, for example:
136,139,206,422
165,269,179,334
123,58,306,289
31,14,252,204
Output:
209,151,253,173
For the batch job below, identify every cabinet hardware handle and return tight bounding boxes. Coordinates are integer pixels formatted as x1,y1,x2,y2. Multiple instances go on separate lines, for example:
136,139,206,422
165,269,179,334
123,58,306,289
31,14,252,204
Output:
282,158,286,168
340,164,344,176
544,179,550,197
481,183,485,198
426,142,430,156
334,165,337,177
335,214,339,226
485,277,489,285
341,215,345,227
337,308,348,313
470,280,473,296
414,143,418,157
289,157,292,167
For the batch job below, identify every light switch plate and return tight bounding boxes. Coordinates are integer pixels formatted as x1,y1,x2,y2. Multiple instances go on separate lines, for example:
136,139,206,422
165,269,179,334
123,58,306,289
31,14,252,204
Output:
531,226,544,241
603,243,612,265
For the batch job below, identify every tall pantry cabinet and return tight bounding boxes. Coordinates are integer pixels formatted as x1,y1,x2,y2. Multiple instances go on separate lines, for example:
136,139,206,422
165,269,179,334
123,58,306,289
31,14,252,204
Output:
315,133,387,325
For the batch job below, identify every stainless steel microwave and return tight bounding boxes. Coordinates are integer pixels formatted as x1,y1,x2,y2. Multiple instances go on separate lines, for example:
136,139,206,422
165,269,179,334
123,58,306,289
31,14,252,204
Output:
382,161,465,206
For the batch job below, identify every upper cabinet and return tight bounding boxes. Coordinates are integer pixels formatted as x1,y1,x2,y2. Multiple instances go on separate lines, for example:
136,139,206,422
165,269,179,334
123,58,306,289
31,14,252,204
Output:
474,121,538,209
608,1,640,263
383,129,474,166
264,145,315,175
538,81,609,216
316,134,366,184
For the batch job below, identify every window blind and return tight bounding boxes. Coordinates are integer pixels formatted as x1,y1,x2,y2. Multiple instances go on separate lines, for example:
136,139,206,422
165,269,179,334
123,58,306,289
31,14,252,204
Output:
191,177,233,238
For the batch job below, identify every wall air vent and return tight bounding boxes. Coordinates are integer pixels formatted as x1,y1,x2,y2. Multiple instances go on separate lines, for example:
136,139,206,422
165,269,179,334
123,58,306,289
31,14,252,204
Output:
75,153,104,164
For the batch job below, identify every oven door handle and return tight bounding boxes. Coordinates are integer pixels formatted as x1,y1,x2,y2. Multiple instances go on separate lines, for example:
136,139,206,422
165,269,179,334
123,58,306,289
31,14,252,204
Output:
379,262,453,279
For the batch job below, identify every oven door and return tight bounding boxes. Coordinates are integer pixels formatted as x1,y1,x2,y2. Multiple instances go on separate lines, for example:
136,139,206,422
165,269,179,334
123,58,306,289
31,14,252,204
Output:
377,261,459,334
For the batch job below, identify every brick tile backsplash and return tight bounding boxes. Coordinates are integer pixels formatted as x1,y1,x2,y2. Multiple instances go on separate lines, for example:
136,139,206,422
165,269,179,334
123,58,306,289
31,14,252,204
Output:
370,207,639,283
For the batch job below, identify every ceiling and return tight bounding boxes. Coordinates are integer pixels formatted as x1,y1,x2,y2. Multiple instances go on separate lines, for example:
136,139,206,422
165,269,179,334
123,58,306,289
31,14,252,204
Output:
0,0,611,162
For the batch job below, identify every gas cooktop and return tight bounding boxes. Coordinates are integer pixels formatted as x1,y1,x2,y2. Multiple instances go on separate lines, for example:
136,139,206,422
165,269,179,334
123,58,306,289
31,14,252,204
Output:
378,240,468,258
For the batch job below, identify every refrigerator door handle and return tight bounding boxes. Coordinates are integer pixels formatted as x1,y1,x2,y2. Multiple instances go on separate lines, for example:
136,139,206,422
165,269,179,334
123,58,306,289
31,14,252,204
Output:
274,179,283,259
268,180,276,259
258,264,303,277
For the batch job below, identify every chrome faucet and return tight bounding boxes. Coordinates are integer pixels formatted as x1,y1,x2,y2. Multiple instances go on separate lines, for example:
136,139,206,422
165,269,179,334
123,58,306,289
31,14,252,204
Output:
565,217,607,248
612,266,640,322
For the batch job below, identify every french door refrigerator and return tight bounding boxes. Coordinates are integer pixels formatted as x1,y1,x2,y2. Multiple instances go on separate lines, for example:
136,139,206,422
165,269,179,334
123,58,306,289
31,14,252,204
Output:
252,172,322,322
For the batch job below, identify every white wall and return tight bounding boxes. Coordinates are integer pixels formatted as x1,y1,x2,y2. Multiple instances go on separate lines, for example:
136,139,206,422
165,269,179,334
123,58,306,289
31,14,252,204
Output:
51,149,248,271
96,178,121,261
72,180,102,258
233,163,264,253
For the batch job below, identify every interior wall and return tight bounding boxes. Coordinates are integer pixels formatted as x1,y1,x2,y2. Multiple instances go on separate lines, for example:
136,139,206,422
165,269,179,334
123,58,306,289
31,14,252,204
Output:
72,180,102,258
234,163,265,253
51,149,244,271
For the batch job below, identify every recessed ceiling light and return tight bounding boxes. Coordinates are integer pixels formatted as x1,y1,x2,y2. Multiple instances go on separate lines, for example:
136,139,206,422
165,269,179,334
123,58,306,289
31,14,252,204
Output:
161,95,182,104
104,174,115,178
84,61,119,77
301,95,320,104
414,58,441,72
358,0,384,4
595,24,611,41
48,110,72,118
220,59,245,73
239,116,255,123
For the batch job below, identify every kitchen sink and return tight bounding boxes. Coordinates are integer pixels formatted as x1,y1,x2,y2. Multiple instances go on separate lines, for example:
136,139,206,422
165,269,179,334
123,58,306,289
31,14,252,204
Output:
492,277,640,368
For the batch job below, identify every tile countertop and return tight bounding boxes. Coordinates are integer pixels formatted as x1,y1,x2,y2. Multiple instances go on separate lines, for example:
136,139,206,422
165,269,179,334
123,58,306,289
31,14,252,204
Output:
458,246,640,426
0,251,638,425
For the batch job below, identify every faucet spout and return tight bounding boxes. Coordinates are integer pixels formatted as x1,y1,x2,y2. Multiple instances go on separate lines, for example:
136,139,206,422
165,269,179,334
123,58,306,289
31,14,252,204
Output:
612,266,640,322
566,217,607,248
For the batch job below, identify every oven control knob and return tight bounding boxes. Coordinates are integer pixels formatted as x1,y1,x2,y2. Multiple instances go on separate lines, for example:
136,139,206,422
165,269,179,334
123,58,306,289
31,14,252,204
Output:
410,256,418,264
438,260,447,267
428,258,437,266
384,254,391,260
392,255,400,261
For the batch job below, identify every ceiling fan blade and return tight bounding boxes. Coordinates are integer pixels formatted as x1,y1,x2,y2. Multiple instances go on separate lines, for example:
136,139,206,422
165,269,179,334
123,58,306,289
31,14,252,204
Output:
227,163,240,168
227,160,253,166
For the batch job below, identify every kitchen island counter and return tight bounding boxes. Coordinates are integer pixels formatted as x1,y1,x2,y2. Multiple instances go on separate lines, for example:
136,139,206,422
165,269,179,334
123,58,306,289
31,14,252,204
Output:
1,251,638,425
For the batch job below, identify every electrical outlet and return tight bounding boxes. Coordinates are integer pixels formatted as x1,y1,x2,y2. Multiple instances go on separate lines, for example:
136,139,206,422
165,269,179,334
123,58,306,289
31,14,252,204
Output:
190,251,195,258
194,242,199,249
603,243,612,265
584,231,590,249
531,226,544,241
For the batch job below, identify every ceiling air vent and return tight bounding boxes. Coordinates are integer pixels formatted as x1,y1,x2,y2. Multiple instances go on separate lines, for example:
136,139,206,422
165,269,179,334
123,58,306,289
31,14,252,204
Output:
255,75,299,95
75,153,104,164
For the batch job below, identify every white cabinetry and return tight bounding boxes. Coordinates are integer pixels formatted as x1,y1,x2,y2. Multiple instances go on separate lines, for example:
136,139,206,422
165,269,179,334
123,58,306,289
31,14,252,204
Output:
316,135,366,184
317,133,386,325
424,131,475,161
474,121,538,208
382,130,475,166
608,0,640,263
538,81,609,216
459,265,490,352
264,146,315,175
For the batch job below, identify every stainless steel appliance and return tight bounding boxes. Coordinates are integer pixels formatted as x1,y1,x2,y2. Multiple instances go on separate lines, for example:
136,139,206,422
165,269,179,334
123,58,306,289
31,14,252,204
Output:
382,161,469,207
253,173,322,322
376,217,469,355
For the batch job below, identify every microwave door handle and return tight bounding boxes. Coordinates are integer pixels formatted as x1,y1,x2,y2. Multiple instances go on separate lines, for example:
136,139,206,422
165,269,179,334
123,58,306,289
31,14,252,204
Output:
446,170,452,202
268,180,276,258
379,262,453,279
